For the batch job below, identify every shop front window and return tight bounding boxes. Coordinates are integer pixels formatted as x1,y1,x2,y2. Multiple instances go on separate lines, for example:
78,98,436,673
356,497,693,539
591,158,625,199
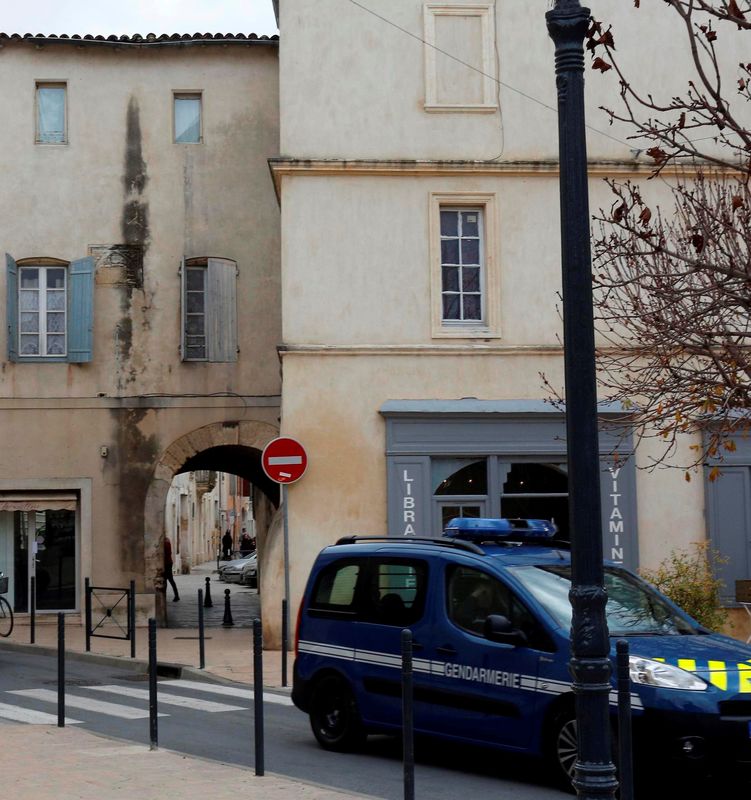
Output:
500,462,569,540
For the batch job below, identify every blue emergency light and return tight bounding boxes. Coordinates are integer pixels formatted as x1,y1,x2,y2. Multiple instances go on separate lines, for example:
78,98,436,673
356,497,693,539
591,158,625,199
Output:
443,517,558,542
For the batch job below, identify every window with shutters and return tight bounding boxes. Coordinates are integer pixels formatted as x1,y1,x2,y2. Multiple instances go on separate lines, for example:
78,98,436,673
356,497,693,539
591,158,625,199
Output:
429,193,500,338
5,255,94,363
181,257,238,362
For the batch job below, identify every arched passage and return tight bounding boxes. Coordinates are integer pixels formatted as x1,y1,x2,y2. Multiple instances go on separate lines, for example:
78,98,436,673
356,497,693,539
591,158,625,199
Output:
143,420,279,623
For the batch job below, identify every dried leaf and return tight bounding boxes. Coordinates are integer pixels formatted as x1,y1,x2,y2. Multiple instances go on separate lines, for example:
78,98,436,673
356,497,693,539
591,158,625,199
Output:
691,232,705,252
732,195,745,210
639,206,652,225
613,203,627,222
646,146,668,164
725,439,737,452
684,471,691,482
728,0,746,21
592,57,612,73
708,467,721,482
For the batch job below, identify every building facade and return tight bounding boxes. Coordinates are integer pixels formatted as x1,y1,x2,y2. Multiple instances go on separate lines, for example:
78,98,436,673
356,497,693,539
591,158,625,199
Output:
272,0,749,638
0,32,281,623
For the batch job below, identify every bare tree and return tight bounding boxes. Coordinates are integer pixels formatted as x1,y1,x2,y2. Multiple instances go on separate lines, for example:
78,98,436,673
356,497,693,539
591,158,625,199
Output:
582,1,751,472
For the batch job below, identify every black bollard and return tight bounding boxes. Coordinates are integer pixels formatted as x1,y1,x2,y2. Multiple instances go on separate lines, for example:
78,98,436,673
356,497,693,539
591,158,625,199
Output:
57,612,65,728
198,588,206,669
617,640,635,800
129,580,136,659
281,598,288,688
84,577,92,652
204,576,213,608
30,576,36,644
223,588,234,627
148,618,158,750
401,629,415,800
253,618,265,776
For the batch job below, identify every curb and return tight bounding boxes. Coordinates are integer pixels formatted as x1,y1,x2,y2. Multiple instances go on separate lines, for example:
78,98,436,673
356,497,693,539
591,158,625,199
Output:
0,638,293,696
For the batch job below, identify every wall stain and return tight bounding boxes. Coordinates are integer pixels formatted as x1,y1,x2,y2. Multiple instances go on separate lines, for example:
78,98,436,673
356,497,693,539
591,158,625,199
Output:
117,97,151,390
109,408,160,573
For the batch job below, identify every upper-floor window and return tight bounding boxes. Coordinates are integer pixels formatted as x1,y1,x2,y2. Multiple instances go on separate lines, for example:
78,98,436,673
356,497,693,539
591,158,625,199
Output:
5,255,94,363
36,82,67,144
423,4,497,112
440,207,484,323
181,257,237,362
19,265,67,357
174,93,202,143
430,193,500,338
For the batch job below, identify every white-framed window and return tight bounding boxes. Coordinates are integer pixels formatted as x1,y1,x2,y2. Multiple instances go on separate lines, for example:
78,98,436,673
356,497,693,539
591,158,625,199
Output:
18,265,67,357
423,3,497,112
36,82,67,144
6,254,94,363
429,193,500,338
180,257,237,362
174,93,202,144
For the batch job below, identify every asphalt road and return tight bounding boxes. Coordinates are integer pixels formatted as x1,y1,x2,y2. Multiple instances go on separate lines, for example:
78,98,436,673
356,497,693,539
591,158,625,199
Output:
0,649,569,800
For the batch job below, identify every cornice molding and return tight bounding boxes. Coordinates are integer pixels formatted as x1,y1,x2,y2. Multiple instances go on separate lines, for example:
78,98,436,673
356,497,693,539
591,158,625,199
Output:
278,343,564,357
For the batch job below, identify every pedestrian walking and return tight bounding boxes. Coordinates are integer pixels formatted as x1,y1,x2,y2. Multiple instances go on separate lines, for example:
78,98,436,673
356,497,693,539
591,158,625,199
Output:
163,537,179,602
240,530,253,555
222,529,233,560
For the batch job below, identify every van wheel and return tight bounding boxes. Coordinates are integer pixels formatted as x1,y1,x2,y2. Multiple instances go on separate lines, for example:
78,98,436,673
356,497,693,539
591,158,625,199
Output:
309,676,365,752
548,710,578,792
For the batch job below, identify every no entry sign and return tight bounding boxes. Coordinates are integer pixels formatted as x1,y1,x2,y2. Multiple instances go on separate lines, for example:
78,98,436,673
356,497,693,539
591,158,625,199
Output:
262,437,308,484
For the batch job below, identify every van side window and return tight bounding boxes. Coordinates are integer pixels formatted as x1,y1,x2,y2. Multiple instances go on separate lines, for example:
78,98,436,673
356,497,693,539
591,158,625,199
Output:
365,560,428,626
311,562,361,611
447,565,539,643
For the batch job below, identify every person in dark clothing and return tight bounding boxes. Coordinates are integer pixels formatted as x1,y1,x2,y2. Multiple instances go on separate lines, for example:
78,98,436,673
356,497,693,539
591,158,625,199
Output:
222,529,233,559
164,537,179,602
239,531,253,555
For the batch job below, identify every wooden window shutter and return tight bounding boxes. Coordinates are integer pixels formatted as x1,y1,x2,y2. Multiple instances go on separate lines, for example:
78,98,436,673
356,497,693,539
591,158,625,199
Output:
206,258,238,362
6,253,18,362
67,256,94,363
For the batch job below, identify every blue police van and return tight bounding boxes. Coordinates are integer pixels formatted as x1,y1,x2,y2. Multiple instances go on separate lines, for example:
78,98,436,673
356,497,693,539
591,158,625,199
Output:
292,518,751,788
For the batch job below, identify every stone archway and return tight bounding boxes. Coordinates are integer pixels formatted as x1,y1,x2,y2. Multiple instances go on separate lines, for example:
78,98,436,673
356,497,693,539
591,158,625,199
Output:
144,420,279,622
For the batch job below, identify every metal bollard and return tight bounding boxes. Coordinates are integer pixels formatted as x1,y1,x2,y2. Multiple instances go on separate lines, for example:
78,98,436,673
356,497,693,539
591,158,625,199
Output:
57,613,65,728
198,589,206,669
84,577,92,652
281,598,288,688
401,629,415,800
129,580,136,659
253,618,265,776
148,618,158,750
223,588,234,627
616,639,634,800
204,576,213,608
30,576,36,644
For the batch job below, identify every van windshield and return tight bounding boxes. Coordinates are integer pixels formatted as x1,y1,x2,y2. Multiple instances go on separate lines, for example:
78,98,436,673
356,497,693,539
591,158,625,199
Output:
507,564,699,636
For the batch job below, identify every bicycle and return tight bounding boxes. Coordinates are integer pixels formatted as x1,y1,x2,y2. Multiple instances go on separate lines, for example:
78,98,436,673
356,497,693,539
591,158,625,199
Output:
0,572,13,637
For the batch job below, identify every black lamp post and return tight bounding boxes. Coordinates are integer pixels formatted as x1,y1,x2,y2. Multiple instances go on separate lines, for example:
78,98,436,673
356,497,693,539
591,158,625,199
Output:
546,2,618,798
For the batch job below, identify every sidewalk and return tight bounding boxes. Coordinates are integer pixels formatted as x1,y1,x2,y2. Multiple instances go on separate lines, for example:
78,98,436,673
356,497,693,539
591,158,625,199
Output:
1,560,286,686
3,724,368,800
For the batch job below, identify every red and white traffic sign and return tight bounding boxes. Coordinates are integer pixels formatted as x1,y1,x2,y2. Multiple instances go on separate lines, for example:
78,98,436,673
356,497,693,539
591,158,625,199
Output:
261,437,308,484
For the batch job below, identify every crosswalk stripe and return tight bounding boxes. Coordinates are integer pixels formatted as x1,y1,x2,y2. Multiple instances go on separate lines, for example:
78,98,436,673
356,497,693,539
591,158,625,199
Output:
165,679,294,706
87,685,246,713
0,701,82,725
8,689,168,719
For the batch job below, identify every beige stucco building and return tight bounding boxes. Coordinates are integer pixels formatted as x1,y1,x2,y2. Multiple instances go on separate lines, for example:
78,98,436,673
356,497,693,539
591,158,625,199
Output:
272,0,750,639
0,32,281,626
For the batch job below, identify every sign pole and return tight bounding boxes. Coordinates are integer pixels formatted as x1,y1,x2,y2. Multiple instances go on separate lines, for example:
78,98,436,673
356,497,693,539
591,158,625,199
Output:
282,483,291,679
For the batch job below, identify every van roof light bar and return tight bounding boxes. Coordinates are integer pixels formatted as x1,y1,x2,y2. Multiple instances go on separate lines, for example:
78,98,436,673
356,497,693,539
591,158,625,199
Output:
443,517,558,543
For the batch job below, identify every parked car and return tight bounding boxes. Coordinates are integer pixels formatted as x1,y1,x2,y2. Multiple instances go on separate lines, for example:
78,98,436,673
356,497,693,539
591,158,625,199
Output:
293,518,751,790
218,552,255,583
240,553,258,588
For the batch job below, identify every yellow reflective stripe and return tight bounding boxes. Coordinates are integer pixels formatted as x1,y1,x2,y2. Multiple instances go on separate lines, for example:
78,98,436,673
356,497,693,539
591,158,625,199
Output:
707,661,728,691
652,657,666,663
677,659,697,673
739,664,751,694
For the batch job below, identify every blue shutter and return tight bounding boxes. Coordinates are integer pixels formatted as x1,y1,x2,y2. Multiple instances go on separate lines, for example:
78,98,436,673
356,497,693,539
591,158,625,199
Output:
6,254,18,362
68,256,94,363
706,466,751,605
